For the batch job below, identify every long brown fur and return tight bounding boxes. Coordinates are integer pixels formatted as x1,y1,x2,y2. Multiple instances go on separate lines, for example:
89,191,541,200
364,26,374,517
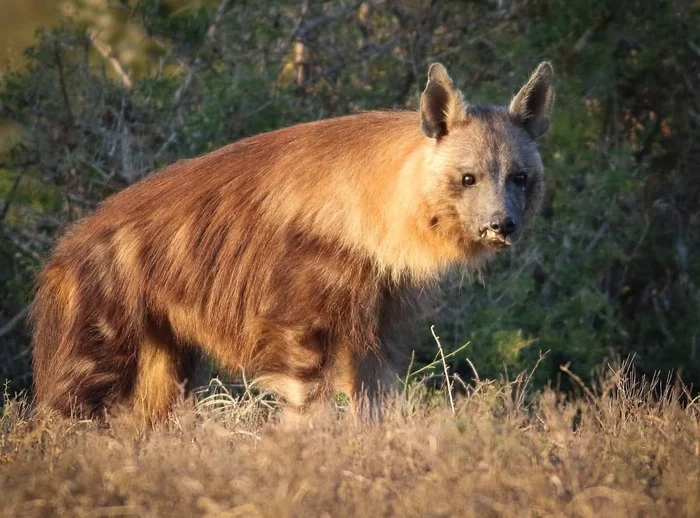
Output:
31,62,554,423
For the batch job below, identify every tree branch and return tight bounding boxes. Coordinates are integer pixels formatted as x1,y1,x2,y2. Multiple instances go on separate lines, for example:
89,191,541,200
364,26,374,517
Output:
54,40,75,123
0,306,29,338
1,229,43,263
207,0,232,40
0,166,30,224
89,30,133,89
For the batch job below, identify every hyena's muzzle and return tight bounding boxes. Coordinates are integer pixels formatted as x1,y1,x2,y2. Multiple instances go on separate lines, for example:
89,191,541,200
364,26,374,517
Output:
479,211,519,249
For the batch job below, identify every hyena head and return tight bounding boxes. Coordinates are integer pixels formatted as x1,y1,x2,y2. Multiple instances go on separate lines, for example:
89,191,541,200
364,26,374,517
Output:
419,62,554,257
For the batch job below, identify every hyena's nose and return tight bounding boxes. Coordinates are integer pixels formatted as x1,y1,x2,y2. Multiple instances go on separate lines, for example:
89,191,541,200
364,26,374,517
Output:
489,214,517,236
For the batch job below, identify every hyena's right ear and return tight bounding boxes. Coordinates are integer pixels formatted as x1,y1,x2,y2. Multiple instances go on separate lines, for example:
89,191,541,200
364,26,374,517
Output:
420,63,467,139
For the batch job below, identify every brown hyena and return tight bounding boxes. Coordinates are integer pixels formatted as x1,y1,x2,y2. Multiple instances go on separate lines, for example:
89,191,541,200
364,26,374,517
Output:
31,62,554,423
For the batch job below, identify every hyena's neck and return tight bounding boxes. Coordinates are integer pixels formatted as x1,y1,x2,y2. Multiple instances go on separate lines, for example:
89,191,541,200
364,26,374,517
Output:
209,110,467,282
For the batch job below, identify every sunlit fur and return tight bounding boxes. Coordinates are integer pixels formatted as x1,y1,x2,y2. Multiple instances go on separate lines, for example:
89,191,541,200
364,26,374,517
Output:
31,63,553,422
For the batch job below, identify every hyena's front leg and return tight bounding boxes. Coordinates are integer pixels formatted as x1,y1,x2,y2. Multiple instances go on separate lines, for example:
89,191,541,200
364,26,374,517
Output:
249,320,335,424
257,374,330,426
336,349,399,421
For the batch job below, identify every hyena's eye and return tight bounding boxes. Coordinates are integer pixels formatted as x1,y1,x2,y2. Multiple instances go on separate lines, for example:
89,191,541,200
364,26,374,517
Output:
513,172,528,186
462,174,476,187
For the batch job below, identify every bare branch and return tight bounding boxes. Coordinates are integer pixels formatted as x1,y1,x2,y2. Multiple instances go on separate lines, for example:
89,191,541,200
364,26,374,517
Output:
89,31,133,89
173,69,194,108
154,131,178,161
1,230,43,263
689,40,700,59
1,167,28,224
0,306,29,338
54,40,75,123
207,0,232,40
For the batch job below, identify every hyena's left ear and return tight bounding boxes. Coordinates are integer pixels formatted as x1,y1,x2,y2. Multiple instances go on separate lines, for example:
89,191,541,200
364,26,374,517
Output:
420,63,467,139
509,62,555,138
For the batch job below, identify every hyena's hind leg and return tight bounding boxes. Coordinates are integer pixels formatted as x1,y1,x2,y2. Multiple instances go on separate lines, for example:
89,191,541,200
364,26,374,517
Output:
31,264,142,419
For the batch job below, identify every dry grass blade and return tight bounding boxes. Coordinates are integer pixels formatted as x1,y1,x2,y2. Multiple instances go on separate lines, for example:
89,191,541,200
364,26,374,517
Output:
431,325,455,415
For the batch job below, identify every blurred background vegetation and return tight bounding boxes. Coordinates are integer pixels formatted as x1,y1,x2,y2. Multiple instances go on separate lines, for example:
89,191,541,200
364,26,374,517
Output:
0,0,698,398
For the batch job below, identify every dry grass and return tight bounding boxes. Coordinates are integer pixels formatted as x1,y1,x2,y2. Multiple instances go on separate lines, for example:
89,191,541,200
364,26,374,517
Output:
1,364,699,518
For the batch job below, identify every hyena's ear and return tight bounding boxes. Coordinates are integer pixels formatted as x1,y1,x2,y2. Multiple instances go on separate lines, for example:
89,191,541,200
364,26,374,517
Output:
509,62,555,138
420,63,467,139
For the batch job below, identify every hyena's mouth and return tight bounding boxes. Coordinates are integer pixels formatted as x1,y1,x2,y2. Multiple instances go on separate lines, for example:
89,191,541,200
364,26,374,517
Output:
479,231,515,250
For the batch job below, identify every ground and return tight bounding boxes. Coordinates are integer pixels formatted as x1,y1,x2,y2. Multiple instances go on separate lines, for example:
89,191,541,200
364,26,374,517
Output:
1,369,699,517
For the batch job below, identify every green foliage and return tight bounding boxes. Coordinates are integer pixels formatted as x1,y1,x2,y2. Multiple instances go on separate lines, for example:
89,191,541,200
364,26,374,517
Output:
0,0,698,397
137,0,211,48
428,0,700,390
